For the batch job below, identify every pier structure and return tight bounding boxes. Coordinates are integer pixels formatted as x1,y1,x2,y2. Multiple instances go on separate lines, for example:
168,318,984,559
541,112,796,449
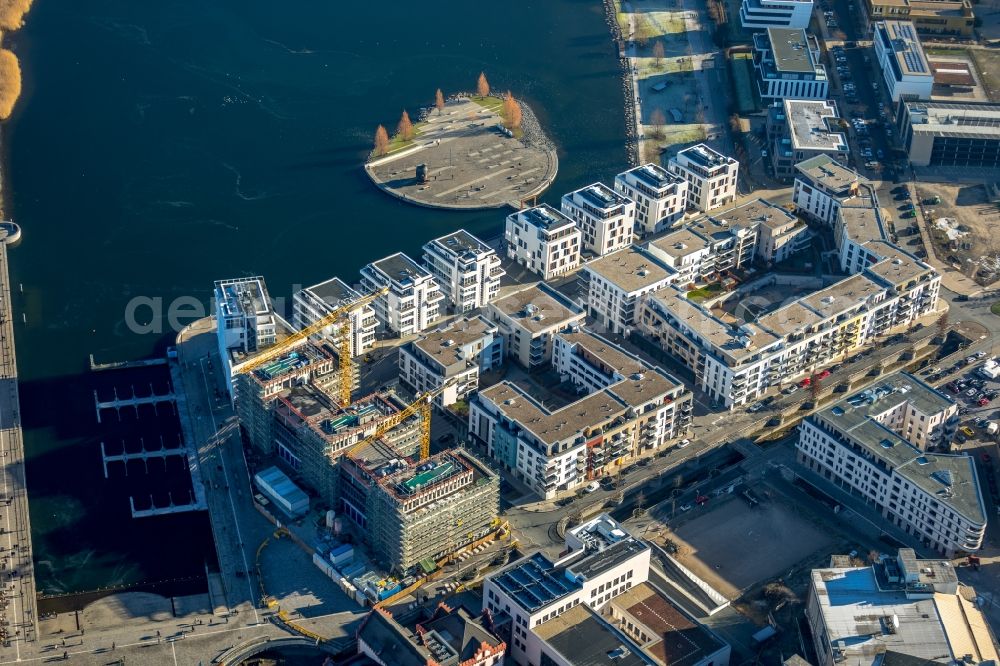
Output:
99,435,187,478
93,384,175,423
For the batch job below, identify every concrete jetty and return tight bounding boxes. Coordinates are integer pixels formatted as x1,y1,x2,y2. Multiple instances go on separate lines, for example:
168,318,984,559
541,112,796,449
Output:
93,384,175,423
0,242,38,656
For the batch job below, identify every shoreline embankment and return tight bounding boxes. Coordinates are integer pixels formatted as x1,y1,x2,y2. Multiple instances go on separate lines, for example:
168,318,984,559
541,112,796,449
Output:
0,0,36,214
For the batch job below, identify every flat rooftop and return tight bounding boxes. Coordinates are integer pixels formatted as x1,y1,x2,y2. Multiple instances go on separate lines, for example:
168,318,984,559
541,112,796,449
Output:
412,315,495,371
877,20,932,79
903,100,1000,137
567,538,649,581
784,99,848,153
794,155,864,195
611,583,727,666
491,551,581,613
647,228,711,260
799,273,885,321
864,241,937,287
767,27,817,74
583,246,675,293
251,342,331,383
567,182,632,212
370,252,432,284
515,204,576,231
707,197,796,231
215,276,272,317
489,283,584,334
839,204,887,245
621,163,685,191
675,143,734,170
534,605,651,666
427,229,491,258
302,276,360,309
757,300,823,337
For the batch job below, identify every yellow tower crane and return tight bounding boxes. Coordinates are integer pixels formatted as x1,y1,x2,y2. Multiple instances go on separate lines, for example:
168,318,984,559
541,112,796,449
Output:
346,381,452,461
234,286,388,406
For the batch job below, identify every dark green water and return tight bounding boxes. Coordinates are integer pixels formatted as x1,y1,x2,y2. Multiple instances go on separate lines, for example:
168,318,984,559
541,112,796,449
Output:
6,0,626,594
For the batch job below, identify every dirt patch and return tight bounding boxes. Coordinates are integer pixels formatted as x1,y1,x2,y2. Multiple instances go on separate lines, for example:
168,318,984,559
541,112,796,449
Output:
669,495,835,600
912,181,1000,284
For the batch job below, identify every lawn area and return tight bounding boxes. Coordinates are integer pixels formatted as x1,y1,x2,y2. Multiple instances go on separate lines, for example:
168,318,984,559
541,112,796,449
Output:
686,282,723,302
471,96,503,114
991,302,1000,317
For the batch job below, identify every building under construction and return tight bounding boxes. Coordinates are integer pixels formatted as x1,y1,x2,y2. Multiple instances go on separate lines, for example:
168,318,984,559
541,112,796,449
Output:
339,447,500,575
235,340,421,505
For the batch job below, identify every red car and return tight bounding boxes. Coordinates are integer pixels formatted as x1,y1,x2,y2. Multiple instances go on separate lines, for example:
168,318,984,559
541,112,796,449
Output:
799,377,812,388
695,495,709,506
817,369,831,380
978,398,990,407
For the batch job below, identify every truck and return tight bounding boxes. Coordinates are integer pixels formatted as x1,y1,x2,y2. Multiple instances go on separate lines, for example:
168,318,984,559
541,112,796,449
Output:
988,422,999,436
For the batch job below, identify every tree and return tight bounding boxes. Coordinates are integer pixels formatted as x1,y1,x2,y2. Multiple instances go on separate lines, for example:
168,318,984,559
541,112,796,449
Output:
809,376,822,406
650,108,666,140
477,71,490,98
653,41,665,68
729,113,742,134
396,110,414,142
502,91,522,130
435,88,445,115
936,311,949,338
373,124,389,157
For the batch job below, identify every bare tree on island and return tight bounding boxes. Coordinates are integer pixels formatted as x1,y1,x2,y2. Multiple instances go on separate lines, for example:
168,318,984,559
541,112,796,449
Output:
373,124,389,157
396,110,414,142
650,108,666,140
435,88,445,115
503,91,522,130
477,71,490,98
653,41,665,69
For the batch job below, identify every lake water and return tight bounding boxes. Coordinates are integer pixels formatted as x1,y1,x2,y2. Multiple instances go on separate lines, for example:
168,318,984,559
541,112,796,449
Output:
5,0,627,594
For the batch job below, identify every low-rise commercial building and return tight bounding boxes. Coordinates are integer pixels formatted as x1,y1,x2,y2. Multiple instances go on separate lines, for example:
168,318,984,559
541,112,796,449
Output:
422,229,504,313
874,21,934,102
668,144,739,212
614,163,689,236
292,276,378,358
360,252,444,336
485,283,585,369
505,204,582,280
561,182,637,256
865,0,975,37
767,99,849,180
898,100,1000,168
792,155,867,226
469,330,691,497
807,549,997,666
483,515,651,664
797,374,982,556
752,28,828,100
582,246,676,335
398,315,502,407
339,448,499,574
740,0,814,28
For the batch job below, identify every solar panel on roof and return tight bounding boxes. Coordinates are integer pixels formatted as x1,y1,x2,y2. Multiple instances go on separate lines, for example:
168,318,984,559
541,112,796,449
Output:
903,50,926,74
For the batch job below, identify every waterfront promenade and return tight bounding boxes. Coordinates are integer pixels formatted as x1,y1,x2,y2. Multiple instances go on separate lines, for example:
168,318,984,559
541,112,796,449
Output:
0,241,38,658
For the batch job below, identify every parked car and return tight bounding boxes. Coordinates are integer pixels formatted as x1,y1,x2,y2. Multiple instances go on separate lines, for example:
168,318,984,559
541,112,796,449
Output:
961,426,976,438
678,438,691,449
585,481,600,493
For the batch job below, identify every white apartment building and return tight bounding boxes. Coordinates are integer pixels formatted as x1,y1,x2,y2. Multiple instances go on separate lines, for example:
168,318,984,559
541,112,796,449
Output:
797,375,983,557
645,228,714,287
561,182,637,256
485,283,585,369
807,550,998,666
835,205,890,273
359,252,444,337
792,155,867,226
292,277,377,358
766,99,849,180
215,276,282,395
422,229,504,313
614,163,689,236
752,28,828,100
469,329,691,497
740,0,814,29
505,204,582,280
638,251,941,408
483,515,651,665
398,315,503,407
582,246,676,335
874,21,934,101
668,144,739,212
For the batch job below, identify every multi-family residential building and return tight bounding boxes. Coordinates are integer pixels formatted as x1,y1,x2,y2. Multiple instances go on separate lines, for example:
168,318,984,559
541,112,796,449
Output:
668,144,739,212
864,0,975,36
752,28,828,100
338,447,499,573
483,515,651,664
798,375,984,557
215,277,280,390
638,249,941,408
505,204,582,280
645,228,714,287
357,604,507,666
740,0,814,29
835,204,890,273
485,283,585,369
292,276,378,358
582,246,676,335
422,229,504,313
898,100,1000,168
874,21,934,101
766,99,849,180
561,182,637,256
806,550,997,666
614,163,689,236
397,315,502,406
359,252,444,336
469,330,691,497
792,155,867,226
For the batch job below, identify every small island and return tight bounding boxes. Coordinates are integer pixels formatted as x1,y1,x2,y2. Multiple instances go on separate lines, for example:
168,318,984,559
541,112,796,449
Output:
364,73,558,210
